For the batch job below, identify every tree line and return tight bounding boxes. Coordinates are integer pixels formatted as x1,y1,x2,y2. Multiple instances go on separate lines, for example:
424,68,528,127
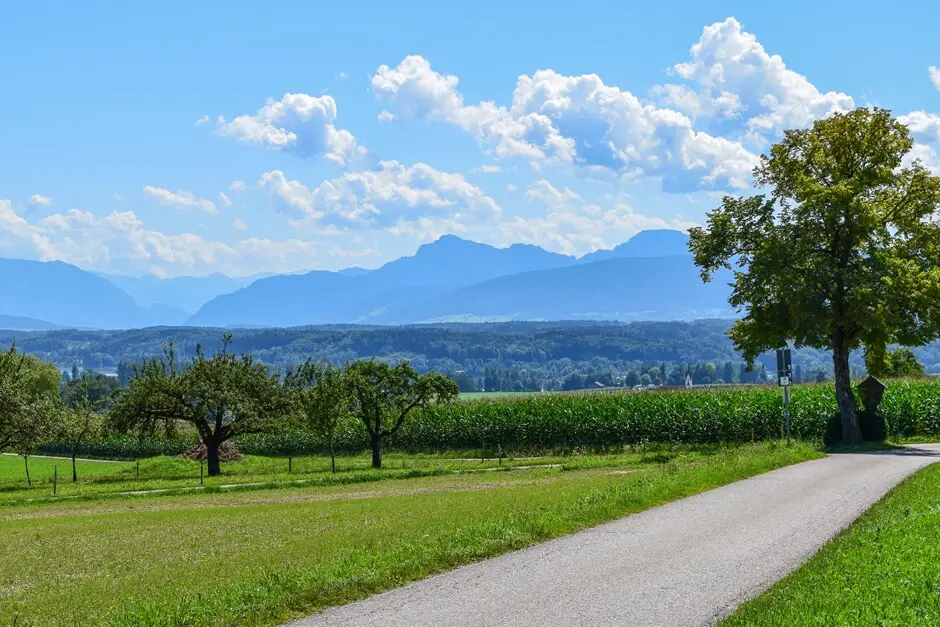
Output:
0,335,458,478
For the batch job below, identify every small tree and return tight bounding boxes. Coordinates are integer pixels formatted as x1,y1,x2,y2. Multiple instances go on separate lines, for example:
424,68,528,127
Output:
286,360,349,473
110,335,287,476
345,361,458,469
60,375,105,481
690,107,940,442
866,347,926,378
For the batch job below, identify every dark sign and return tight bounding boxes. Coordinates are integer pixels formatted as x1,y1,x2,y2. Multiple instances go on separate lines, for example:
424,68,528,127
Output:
776,347,792,387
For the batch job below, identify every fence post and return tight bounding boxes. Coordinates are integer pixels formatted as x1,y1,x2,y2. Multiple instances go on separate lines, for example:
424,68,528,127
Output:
288,456,292,474
136,460,140,480
53,465,57,496
200,461,204,486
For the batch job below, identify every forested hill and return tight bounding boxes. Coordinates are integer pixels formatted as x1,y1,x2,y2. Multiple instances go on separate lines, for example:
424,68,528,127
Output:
6,320,937,391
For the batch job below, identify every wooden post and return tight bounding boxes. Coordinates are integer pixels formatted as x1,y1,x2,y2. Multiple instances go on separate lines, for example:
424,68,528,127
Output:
498,444,502,466
53,465,57,496
200,460,204,486
288,456,292,473
136,460,140,480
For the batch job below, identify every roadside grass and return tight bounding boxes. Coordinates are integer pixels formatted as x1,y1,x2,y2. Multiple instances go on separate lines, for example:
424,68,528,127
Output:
0,444,771,506
0,441,820,626
722,461,940,626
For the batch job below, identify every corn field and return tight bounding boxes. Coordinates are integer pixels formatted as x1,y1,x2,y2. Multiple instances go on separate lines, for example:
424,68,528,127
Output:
41,379,940,458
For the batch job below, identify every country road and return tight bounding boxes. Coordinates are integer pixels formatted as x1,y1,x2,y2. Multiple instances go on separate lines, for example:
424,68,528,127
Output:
287,445,940,627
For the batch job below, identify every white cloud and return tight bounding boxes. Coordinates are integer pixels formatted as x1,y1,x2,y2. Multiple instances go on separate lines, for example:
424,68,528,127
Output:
194,115,210,127
28,194,53,207
143,186,218,214
259,161,501,230
372,56,576,163
506,183,517,192
1,201,320,276
372,54,758,192
670,18,854,135
473,165,502,173
217,93,366,165
904,143,940,176
496,180,696,255
931,66,940,92
233,218,248,231
899,111,940,143
229,180,247,193
377,110,397,122
218,192,234,207
0,200,58,259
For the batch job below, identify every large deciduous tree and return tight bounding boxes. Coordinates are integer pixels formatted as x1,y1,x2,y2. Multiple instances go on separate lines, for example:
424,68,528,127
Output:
345,360,458,469
690,107,940,442
110,335,287,476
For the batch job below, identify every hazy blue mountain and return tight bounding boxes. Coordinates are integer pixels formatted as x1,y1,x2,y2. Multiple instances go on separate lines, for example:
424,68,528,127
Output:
365,255,734,324
0,258,176,328
101,272,263,313
187,235,576,327
0,314,62,331
578,229,690,264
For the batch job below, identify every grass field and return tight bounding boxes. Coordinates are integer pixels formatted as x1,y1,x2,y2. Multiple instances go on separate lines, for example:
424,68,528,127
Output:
0,449,700,507
0,442,819,626
722,462,940,626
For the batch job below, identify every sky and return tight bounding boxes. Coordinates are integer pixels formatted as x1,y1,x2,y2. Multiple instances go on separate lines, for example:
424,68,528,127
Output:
1,0,939,278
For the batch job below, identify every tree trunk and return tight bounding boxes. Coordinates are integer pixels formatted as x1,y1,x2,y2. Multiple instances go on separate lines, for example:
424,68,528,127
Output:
206,439,221,476
371,432,382,469
72,448,78,482
833,336,861,443
330,436,336,474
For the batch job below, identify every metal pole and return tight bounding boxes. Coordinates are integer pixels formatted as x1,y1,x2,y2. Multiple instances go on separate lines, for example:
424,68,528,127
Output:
783,385,791,446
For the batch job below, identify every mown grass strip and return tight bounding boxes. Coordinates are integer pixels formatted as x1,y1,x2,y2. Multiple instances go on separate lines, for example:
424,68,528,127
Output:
721,461,940,626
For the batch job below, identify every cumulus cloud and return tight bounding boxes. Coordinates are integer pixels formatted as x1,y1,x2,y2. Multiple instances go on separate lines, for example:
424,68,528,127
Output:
371,54,758,191
194,115,210,127
217,93,366,165
496,180,696,255
143,186,218,215
670,18,854,135
233,218,248,231
28,194,53,207
229,180,247,193
372,56,576,163
1,200,322,276
931,66,940,92
899,111,940,143
218,192,234,207
258,161,501,230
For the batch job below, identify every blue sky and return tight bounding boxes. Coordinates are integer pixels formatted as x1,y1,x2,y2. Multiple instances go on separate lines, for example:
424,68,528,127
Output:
2,0,939,277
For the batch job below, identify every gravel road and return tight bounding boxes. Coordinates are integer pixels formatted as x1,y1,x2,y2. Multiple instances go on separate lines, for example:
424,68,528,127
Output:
288,445,940,627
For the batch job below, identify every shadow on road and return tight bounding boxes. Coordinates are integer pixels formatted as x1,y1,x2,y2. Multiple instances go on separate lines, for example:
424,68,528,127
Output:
829,444,940,458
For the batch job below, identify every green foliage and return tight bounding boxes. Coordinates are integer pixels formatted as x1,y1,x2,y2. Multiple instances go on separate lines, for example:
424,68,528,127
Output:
285,360,350,471
109,335,287,475
0,343,61,453
346,360,459,468
690,107,940,442
62,371,121,409
866,346,927,378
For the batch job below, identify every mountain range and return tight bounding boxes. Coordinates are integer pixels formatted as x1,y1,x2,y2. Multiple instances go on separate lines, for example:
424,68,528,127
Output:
0,229,736,330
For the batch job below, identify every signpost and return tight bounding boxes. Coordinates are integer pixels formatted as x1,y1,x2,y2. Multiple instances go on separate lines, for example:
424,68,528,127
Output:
776,347,792,445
